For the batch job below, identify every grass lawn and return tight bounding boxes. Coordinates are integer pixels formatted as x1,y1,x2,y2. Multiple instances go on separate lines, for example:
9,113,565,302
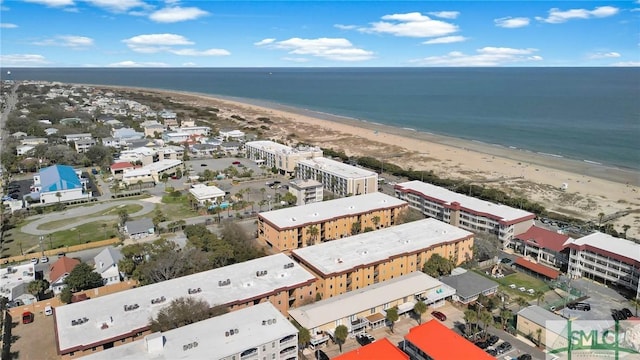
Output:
161,193,198,221
475,270,550,299
37,204,143,230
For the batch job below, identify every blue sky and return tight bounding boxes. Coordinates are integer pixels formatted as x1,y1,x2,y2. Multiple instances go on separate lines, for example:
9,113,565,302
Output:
0,0,638,67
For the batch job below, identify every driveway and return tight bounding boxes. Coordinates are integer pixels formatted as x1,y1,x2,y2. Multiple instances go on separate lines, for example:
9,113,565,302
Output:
21,199,157,235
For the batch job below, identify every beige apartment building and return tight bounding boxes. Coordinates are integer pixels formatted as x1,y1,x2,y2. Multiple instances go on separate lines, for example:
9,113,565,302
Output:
245,140,322,175
258,192,408,252
291,218,474,299
295,157,378,197
395,180,535,248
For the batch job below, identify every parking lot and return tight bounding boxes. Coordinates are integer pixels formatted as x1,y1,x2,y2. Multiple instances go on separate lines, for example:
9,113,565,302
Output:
6,306,58,360
558,278,637,321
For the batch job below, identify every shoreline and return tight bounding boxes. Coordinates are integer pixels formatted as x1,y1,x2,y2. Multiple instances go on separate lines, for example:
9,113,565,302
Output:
112,85,638,186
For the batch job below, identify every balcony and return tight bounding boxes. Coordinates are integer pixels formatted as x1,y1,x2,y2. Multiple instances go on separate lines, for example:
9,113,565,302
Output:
310,332,330,346
279,346,297,358
350,318,368,331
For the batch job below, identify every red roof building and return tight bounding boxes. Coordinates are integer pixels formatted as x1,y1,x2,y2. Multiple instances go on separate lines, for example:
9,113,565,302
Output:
515,257,560,280
49,256,80,294
403,320,495,360
334,338,409,360
512,225,570,269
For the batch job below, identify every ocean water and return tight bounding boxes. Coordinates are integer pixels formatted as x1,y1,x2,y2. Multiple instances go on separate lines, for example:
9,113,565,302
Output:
2,67,639,170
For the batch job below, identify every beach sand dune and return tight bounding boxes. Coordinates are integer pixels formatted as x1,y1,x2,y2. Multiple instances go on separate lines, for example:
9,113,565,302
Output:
113,87,640,239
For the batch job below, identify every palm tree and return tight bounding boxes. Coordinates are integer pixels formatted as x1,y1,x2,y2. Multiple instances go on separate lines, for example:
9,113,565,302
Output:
298,327,311,349
350,221,361,235
17,240,23,255
500,309,513,330
372,215,381,229
622,224,630,238
463,309,478,340
306,225,319,246
334,325,348,353
413,300,427,324
55,191,62,204
598,212,605,227
161,173,170,189
534,289,545,306
516,297,529,310
478,309,493,340
386,307,399,333
535,328,543,347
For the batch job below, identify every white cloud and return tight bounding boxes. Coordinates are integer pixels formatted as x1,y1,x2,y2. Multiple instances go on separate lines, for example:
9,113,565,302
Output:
589,51,621,59
282,57,310,63
108,60,169,67
612,61,640,67
494,17,530,28
0,54,49,66
170,48,230,56
428,11,460,19
535,6,619,24
32,35,94,47
23,0,74,7
254,38,275,46
256,37,374,62
83,0,147,12
0,23,17,28
123,33,193,53
334,24,357,30
422,35,467,44
182,62,196,67
149,6,208,23
359,12,458,38
411,46,542,66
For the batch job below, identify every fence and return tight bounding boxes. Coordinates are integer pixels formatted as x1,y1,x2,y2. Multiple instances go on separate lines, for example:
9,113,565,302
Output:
2,237,121,265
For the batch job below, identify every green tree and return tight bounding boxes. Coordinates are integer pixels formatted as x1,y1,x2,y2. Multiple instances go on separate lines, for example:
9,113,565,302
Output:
395,208,424,224
117,208,129,226
64,263,104,292
281,192,297,205
85,144,112,167
27,279,50,300
516,297,529,310
463,309,478,340
150,297,227,332
334,324,349,352
386,306,399,333
534,289,545,306
137,179,144,192
422,254,455,278
371,215,380,229
306,225,319,246
161,173,170,189
622,224,630,238
413,300,427,324
298,327,311,349
598,212,605,227
478,309,493,340
500,309,513,330
536,328,543,347
60,286,73,304
350,221,361,235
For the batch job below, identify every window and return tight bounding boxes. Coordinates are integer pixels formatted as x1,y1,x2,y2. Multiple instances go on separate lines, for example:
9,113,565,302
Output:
370,308,375,314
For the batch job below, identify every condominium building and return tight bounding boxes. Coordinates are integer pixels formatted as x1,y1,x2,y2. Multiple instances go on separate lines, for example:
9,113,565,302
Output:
258,192,408,252
403,320,495,360
81,302,299,360
394,180,535,247
564,232,640,296
291,218,473,299
245,140,322,175
288,272,456,347
512,225,571,269
32,165,90,204
295,157,378,197
54,253,316,359
121,159,182,186
288,179,323,205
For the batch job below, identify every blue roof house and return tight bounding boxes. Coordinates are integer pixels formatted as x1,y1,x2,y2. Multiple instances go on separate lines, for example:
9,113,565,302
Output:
33,165,89,204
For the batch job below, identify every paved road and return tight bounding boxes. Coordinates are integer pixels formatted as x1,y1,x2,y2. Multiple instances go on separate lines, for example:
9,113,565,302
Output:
21,199,157,235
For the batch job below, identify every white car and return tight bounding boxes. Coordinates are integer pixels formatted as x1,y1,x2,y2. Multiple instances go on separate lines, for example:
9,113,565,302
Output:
40,256,49,263
30,258,38,264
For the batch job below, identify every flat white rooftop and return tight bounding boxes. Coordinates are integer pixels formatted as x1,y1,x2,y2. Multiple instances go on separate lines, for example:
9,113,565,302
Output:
259,192,406,230
289,272,443,329
55,253,314,353
396,180,534,223
246,140,320,155
81,302,297,360
292,218,473,275
189,184,225,199
297,157,377,179
289,179,323,190
564,232,640,263
0,264,35,300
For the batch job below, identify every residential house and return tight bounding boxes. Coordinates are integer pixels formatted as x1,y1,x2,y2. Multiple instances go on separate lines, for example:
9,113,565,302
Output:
93,247,124,286
65,133,93,143
189,184,226,206
162,132,190,144
32,165,89,204
219,129,245,141
121,159,182,186
440,269,499,304
112,128,144,141
101,137,125,149
219,141,242,155
49,257,80,295
110,162,136,179
0,264,36,301
45,128,59,136
21,137,49,146
124,218,155,239
16,145,35,156
12,131,27,139
143,123,165,138
74,138,97,154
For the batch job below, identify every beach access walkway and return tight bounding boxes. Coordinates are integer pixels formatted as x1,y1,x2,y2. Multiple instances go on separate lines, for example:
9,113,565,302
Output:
21,198,157,236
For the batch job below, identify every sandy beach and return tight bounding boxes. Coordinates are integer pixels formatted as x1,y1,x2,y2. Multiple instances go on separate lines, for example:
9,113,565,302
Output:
105,86,640,239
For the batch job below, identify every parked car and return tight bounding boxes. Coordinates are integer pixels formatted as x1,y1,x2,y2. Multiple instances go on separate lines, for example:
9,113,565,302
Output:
232,161,241,165
486,348,498,356
496,342,512,354
431,311,447,321
30,258,38,264
22,311,34,324
567,302,591,311
621,308,633,318
315,349,330,360
40,256,49,263
487,335,499,346
612,309,628,321
474,340,490,349
356,333,375,346
91,168,99,175
500,258,513,264
44,306,53,316
518,354,532,360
